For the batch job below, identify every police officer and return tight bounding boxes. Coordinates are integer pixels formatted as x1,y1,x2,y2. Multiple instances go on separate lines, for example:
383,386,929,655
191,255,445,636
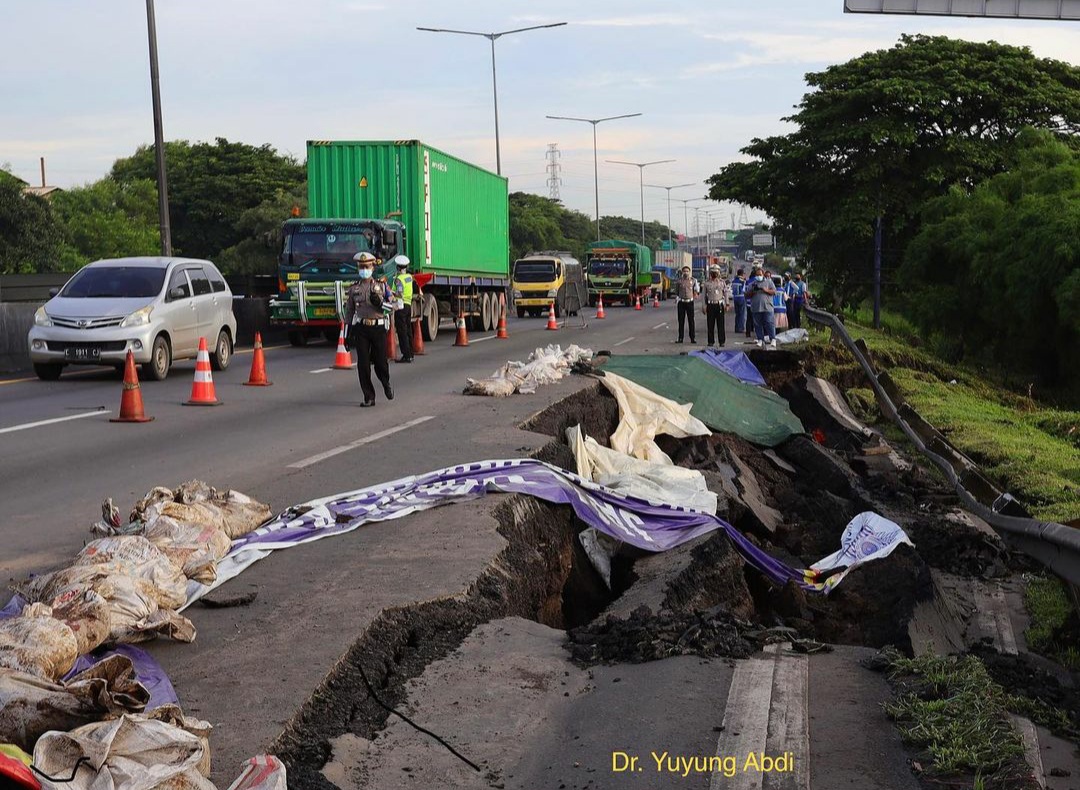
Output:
673,265,699,344
391,255,414,363
702,265,727,348
345,252,393,406
731,268,746,335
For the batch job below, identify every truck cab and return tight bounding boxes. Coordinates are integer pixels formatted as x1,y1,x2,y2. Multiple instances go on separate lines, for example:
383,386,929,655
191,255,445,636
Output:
650,269,671,301
511,252,586,318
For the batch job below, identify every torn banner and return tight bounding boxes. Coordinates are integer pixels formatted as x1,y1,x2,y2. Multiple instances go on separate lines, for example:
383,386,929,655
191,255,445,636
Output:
811,512,914,592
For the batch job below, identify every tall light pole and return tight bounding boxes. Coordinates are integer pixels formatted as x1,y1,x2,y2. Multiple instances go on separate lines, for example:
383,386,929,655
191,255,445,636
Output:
644,183,696,246
607,159,675,246
418,23,567,175
145,0,171,256
675,198,705,251
546,113,641,240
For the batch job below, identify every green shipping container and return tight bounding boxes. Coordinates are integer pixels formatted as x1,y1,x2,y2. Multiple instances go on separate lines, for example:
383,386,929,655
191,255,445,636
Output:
307,140,509,279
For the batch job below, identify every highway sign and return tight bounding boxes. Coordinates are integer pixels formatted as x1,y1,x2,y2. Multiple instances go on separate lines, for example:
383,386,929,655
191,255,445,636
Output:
752,233,774,247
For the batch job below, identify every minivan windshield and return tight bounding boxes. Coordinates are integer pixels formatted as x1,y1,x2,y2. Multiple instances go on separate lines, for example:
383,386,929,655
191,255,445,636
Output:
60,267,167,298
513,261,558,282
589,260,628,277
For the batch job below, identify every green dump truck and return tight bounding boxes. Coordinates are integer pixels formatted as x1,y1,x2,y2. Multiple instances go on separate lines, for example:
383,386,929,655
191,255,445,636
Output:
584,240,653,306
270,140,509,344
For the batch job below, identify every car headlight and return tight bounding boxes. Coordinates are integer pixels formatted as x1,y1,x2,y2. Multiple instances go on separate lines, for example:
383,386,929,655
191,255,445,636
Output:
512,290,522,299
120,305,153,327
34,307,52,327
547,289,558,298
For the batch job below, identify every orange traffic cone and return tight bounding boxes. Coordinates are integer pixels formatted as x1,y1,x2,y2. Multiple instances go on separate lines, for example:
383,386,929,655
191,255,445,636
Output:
596,295,606,319
496,293,509,339
634,293,642,310
243,332,272,386
183,337,222,406
110,350,154,422
454,314,469,346
333,322,353,369
546,301,559,330
411,316,426,355
386,312,398,362
652,292,660,308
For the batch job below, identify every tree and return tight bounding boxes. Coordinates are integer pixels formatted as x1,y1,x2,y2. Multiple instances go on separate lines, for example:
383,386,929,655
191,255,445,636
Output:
598,215,674,252
902,129,1080,386
0,179,67,274
216,186,307,275
707,35,1080,308
110,138,305,260
51,178,159,270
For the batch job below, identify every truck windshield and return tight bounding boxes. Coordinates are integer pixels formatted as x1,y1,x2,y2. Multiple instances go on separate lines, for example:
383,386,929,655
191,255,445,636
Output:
513,261,558,282
651,272,662,284
60,266,166,298
287,229,374,259
589,260,628,277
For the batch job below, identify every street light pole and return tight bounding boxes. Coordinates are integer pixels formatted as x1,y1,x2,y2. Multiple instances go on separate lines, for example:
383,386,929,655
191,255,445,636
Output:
607,159,675,246
419,22,568,175
675,198,704,252
546,113,642,240
644,182,696,246
145,0,171,256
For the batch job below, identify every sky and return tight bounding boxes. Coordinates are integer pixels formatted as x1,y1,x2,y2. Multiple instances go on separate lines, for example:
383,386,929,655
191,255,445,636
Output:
2,1,1078,236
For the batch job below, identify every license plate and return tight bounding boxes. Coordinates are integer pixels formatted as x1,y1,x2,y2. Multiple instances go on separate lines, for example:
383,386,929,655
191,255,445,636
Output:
65,346,100,361
312,307,337,317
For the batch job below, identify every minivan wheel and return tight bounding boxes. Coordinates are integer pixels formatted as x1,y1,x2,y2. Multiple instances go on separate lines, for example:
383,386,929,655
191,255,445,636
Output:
143,335,171,381
211,329,232,371
33,363,63,381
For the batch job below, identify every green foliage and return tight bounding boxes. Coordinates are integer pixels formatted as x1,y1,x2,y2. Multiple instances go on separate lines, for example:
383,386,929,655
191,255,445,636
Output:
50,177,159,271
707,34,1080,310
110,138,305,261
598,215,675,253
902,129,1080,386
1024,574,1080,670
216,186,307,275
0,179,67,274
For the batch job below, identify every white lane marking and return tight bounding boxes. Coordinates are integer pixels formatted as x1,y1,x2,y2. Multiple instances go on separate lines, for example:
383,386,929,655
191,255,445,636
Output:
288,416,435,470
0,408,105,436
310,367,333,374
652,322,668,330
466,335,497,344
612,337,635,347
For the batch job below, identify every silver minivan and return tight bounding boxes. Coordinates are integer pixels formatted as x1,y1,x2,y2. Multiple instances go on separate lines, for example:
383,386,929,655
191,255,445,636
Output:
27,257,237,381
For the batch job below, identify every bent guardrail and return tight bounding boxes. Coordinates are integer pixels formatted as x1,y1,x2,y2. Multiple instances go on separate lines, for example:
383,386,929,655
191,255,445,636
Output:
802,305,1080,590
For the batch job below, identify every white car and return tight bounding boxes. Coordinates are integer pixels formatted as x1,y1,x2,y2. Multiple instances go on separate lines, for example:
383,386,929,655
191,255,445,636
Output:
27,257,237,381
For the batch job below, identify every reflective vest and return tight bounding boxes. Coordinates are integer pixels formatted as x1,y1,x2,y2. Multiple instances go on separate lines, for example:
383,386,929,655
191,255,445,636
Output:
392,272,414,304
731,277,745,299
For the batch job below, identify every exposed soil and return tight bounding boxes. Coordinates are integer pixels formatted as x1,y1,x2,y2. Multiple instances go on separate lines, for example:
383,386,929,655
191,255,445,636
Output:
522,383,619,446
972,644,1080,741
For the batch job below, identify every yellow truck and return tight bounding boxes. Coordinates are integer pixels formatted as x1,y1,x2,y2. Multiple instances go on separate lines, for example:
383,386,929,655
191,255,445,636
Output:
511,251,587,317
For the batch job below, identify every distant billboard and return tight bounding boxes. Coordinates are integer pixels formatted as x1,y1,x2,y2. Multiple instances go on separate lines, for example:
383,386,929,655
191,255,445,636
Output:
752,233,774,247
844,0,1080,19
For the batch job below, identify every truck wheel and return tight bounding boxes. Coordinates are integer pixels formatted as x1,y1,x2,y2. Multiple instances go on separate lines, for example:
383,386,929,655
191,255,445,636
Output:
323,328,339,344
553,300,562,319
34,363,63,381
516,306,526,319
421,293,439,341
288,329,308,347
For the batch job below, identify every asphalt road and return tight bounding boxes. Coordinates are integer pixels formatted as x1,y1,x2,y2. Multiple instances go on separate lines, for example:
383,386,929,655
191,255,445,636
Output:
0,301,725,782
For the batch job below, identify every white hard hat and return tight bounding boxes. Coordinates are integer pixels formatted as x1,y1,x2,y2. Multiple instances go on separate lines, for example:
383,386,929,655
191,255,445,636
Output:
394,254,410,268
353,252,377,264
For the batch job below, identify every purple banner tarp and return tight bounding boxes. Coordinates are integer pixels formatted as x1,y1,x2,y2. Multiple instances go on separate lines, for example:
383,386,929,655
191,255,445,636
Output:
688,349,766,386
64,644,179,710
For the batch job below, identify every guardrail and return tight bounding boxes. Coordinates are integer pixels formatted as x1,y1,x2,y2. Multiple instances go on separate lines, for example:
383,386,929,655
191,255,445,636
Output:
803,305,1080,591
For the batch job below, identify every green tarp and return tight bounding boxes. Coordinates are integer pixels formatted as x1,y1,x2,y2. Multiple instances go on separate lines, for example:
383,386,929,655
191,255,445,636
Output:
600,355,804,447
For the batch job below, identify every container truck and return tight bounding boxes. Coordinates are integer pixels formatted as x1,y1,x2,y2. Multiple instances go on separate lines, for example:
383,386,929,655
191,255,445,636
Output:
270,140,509,345
655,250,691,270
584,240,653,306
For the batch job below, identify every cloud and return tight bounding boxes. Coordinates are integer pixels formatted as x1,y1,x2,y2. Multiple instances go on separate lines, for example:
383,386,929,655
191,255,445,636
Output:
576,14,688,27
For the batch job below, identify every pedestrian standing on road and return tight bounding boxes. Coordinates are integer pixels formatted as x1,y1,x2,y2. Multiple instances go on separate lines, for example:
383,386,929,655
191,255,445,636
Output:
391,255,415,363
790,273,809,329
746,265,777,349
345,252,394,407
731,268,747,335
702,265,727,348
673,265,699,344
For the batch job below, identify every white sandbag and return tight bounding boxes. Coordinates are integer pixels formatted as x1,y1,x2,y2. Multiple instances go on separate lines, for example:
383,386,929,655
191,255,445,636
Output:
32,714,215,790
0,604,79,681
144,516,231,584
47,586,112,656
130,487,176,523
811,512,915,592
465,344,592,397
775,328,809,345
0,655,150,752
215,490,273,540
597,372,711,463
72,536,189,610
226,756,287,790
145,705,213,777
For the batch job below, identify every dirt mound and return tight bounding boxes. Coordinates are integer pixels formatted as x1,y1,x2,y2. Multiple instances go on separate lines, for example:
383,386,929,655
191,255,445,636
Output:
972,645,1080,741
567,605,756,665
523,383,619,445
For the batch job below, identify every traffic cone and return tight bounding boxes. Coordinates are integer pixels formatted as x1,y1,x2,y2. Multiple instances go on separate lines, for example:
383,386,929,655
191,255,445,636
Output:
243,332,272,386
652,292,660,308
411,316,426,355
496,293,509,339
454,313,469,346
596,295,606,320
546,301,559,330
110,350,154,423
386,312,398,362
634,293,642,310
183,337,222,406
333,322,353,369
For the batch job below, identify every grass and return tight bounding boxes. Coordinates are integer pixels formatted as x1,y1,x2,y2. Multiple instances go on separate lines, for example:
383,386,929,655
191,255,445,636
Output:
803,310,1080,524
1023,574,1080,671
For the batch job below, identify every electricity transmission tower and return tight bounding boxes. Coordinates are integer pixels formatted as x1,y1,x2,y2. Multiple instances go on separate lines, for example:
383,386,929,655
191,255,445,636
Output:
545,143,562,201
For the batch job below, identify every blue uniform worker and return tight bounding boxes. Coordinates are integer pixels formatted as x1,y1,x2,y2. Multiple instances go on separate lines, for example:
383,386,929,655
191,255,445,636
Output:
731,270,747,335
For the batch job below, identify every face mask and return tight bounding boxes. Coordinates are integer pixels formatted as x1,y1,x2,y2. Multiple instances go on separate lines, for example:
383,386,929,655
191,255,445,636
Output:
358,269,373,280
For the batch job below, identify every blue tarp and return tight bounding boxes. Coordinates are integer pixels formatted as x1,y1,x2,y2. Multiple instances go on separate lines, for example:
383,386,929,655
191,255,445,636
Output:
688,349,766,386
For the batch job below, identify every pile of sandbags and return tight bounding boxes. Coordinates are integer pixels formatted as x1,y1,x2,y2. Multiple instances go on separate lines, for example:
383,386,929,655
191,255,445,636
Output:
464,344,593,397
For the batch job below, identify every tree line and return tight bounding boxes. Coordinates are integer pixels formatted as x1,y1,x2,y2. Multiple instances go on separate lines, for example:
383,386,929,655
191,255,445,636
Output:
708,34,1080,387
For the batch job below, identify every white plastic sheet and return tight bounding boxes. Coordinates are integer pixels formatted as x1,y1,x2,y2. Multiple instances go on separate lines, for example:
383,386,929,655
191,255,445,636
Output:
811,511,915,592
775,328,809,345
597,372,711,464
464,344,592,397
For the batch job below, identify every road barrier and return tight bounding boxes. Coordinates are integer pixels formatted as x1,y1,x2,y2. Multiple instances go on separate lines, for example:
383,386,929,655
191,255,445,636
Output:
803,305,1080,596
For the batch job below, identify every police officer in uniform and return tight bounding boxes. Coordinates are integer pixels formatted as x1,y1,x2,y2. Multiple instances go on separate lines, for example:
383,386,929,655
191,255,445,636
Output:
391,255,414,362
702,265,727,348
673,265,700,344
731,268,746,335
345,252,393,406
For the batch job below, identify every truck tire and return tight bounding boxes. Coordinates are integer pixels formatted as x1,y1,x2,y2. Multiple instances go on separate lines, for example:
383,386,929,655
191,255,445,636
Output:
323,328,339,344
481,292,494,331
288,329,308,347
421,293,439,341
517,306,526,319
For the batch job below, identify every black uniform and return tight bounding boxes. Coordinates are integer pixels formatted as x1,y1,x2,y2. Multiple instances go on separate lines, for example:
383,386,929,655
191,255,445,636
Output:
345,279,392,404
